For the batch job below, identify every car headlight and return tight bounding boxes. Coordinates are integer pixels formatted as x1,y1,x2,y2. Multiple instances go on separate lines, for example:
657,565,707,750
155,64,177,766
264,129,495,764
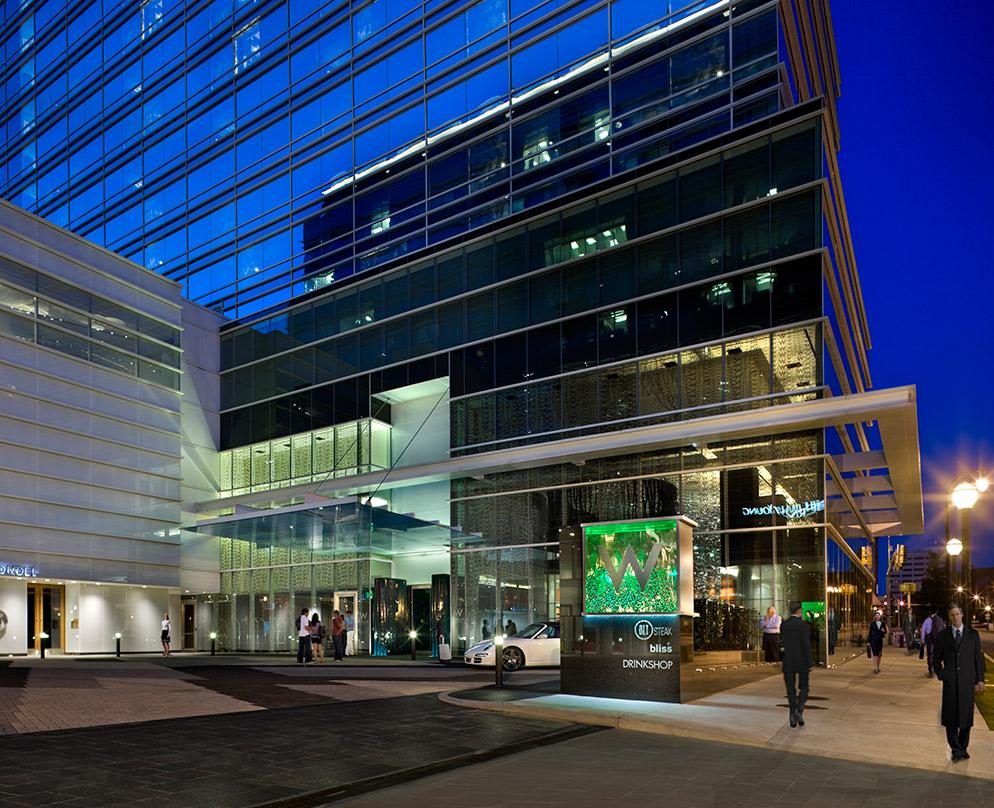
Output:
468,641,494,653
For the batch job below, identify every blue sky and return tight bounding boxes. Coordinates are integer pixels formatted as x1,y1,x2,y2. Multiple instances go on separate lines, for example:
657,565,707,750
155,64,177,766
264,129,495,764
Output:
832,2,994,566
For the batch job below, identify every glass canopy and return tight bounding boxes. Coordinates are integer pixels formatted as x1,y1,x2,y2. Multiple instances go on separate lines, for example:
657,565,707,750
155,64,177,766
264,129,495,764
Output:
186,499,481,558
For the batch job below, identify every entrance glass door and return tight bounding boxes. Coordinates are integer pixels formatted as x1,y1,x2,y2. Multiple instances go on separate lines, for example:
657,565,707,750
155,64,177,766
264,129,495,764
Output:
27,585,64,654
334,591,358,655
183,603,196,649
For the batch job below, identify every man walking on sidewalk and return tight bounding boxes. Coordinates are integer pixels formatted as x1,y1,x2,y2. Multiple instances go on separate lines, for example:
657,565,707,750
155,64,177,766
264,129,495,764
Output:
933,603,985,761
781,600,813,728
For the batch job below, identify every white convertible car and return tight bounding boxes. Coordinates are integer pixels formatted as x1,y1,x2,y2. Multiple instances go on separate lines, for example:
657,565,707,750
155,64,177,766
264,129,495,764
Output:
463,622,561,671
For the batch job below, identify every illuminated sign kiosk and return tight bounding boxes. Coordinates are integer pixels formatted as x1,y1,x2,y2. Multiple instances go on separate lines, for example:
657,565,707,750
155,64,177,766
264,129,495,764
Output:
560,516,696,703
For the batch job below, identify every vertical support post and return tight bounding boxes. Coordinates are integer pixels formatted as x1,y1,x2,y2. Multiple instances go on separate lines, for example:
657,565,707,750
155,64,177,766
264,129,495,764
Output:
494,634,503,688
962,508,972,623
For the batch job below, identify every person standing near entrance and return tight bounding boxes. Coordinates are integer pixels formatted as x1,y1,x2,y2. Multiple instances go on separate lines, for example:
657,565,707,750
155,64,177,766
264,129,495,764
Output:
297,607,313,664
760,606,782,662
868,611,887,674
780,601,812,728
331,609,345,661
921,610,944,678
933,603,985,761
344,610,355,655
160,612,171,657
310,612,325,663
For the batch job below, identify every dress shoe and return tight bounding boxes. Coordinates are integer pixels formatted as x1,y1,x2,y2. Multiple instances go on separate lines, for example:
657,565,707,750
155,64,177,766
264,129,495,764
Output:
951,752,964,762
962,751,970,759
797,710,805,726
789,711,797,728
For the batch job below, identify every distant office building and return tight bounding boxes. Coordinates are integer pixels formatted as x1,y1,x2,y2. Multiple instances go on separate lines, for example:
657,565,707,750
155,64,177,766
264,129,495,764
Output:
1,0,923,668
888,547,934,605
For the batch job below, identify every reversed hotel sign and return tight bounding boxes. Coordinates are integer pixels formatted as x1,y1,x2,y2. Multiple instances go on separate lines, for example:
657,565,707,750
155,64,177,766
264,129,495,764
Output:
741,499,825,520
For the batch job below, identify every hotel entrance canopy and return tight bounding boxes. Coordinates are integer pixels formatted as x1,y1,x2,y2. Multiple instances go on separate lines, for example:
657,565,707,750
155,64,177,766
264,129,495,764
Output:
185,499,482,557
196,385,923,545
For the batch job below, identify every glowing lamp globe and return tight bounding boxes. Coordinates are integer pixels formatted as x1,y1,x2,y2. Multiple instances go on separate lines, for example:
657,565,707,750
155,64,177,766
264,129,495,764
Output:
951,482,980,510
946,538,964,556
976,477,990,493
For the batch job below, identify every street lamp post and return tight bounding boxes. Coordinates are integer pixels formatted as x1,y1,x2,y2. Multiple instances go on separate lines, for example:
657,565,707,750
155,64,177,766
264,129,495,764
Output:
946,474,988,622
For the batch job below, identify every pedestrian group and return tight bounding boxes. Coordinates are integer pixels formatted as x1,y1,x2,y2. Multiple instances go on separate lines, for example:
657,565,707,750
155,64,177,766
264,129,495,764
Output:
296,607,350,664
771,599,985,763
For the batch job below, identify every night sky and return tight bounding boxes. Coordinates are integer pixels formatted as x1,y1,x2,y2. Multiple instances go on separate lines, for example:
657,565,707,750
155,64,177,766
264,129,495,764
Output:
832,2,994,566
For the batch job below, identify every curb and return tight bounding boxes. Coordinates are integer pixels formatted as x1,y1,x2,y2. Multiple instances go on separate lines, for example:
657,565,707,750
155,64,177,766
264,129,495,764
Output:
436,688,994,780
437,690,761,746
250,723,602,807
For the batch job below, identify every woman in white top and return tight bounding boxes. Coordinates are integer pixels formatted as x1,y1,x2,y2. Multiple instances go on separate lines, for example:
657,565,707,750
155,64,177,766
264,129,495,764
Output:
161,612,171,657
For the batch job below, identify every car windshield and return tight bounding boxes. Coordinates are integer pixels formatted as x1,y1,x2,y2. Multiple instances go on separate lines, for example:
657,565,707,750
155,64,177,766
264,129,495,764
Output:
513,623,547,638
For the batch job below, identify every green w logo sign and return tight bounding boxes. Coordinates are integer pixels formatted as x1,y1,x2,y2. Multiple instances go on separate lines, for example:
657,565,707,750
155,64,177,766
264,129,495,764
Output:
598,543,663,592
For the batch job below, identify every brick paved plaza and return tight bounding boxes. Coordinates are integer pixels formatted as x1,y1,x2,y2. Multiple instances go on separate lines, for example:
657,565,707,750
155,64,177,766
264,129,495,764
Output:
0,654,992,807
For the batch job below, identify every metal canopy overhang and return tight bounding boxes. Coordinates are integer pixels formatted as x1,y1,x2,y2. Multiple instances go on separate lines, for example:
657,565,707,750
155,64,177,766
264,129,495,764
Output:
825,385,923,538
198,386,923,540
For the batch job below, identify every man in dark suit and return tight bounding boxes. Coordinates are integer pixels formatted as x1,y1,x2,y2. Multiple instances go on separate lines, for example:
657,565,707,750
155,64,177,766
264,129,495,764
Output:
780,600,813,727
933,603,985,760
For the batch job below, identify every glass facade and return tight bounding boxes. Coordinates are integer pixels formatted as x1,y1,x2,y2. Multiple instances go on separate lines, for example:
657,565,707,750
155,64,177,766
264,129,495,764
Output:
217,417,390,495
219,118,822,448
0,252,182,388
2,0,881,672
1,0,778,319
195,502,472,652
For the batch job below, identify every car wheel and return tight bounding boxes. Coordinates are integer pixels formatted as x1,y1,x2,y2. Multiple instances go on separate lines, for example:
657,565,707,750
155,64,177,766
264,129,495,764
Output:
502,646,525,672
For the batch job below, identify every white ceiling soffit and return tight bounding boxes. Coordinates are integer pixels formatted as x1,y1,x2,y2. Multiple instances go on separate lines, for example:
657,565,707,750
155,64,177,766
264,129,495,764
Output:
201,386,923,534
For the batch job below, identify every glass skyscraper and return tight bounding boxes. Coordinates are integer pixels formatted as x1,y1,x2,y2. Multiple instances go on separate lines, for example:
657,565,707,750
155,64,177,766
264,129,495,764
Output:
3,0,782,319
1,0,924,676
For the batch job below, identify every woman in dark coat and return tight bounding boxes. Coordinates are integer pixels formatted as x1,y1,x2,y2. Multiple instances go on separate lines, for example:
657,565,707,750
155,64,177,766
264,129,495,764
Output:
933,604,986,760
868,610,887,674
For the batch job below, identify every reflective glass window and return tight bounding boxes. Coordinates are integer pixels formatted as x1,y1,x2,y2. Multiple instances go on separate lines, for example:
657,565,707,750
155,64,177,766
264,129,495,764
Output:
679,155,721,222
598,304,635,362
732,10,776,67
772,123,820,191
427,60,508,130
723,205,770,271
511,8,608,89
354,37,423,107
670,32,728,93
638,234,678,295
724,139,770,208
290,21,350,85
679,221,722,284
771,191,818,259
637,294,678,355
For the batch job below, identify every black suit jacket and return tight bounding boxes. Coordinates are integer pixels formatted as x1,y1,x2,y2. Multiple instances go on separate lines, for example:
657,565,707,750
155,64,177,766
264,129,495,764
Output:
780,615,813,672
933,624,985,728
